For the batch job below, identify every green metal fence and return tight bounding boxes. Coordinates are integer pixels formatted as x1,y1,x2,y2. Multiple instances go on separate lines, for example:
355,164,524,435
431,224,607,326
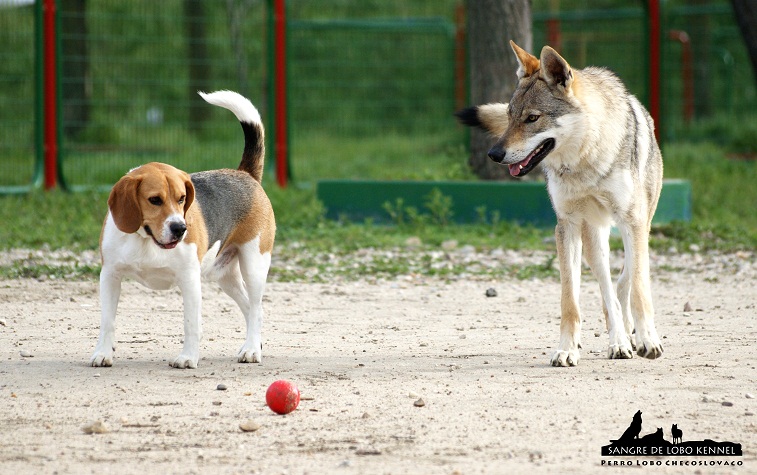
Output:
57,0,268,190
0,0,754,192
0,2,40,191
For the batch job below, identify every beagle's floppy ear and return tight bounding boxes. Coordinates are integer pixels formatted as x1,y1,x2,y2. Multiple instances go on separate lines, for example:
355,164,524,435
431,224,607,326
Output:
510,40,540,79
108,175,143,234
183,178,195,215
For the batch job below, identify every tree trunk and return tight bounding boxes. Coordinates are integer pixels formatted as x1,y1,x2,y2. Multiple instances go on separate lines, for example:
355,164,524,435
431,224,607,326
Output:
731,0,757,83
467,0,532,180
184,0,210,133
61,0,90,138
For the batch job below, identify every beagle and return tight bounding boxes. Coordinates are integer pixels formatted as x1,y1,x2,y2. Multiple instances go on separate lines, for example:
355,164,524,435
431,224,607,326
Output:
90,90,275,369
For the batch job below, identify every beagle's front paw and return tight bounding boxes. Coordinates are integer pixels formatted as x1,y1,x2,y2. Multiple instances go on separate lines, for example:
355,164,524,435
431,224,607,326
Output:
90,350,114,367
170,353,198,369
90,341,114,367
237,341,262,363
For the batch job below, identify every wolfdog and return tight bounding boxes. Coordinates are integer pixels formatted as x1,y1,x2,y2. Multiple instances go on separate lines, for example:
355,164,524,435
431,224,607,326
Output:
456,41,664,366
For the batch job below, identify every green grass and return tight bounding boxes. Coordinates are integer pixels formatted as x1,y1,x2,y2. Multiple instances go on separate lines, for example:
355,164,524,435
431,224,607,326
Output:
0,128,754,281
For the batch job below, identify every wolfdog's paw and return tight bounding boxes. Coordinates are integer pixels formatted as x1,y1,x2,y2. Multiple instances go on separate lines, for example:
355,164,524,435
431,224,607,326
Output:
170,353,198,369
607,331,634,359
636,340,663,359
237,341,262,364
635,330,663,359
550,349,580,367
607,344,633,359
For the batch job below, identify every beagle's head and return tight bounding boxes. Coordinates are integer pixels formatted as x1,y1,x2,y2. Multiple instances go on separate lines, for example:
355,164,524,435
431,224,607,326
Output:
108,162,195,249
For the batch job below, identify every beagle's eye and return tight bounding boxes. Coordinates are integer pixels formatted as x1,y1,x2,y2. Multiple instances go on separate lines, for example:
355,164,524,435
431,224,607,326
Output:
148,196,163,206
525,114,540,123
178,196,185,205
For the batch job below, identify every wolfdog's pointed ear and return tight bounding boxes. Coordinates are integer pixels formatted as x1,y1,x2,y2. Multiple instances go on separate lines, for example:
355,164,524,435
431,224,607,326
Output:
540,46,574,92
510,40,539,79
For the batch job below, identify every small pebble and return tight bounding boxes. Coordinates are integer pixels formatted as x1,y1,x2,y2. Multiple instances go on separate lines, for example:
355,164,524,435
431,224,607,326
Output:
0,318,6,326
594,331,601,337
722,401,734,407
82,421,109,434
408,391,419,398
683,302,693,312
212,401,222,406
517,296,526,303
414,398,426,407
239,420,261,432
20,350,33,358
216,384,227,391
459,334,467,340
746,393,754,399
361,412,371,419
485,288,497,298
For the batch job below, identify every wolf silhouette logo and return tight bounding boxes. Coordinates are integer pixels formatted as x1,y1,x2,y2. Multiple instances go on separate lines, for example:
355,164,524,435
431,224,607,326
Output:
616,410,643,442
602,410,742,457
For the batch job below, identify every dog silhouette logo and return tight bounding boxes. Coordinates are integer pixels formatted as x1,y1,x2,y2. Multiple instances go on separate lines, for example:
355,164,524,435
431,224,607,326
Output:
672,424,683,445
616,410,643,442
601,410,742,457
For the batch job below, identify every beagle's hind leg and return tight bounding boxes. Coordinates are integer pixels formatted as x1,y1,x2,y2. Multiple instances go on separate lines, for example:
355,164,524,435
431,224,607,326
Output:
235,237,271,364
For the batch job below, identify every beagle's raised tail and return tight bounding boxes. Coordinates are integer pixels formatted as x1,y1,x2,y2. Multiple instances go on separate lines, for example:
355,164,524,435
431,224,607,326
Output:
199,90,265,182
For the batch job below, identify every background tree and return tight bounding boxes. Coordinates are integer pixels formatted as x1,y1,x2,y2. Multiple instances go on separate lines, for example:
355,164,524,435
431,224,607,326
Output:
466,0,532,180
731,0,757,83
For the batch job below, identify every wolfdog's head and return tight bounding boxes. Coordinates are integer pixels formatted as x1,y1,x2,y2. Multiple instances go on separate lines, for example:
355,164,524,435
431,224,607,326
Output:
456,41,583,178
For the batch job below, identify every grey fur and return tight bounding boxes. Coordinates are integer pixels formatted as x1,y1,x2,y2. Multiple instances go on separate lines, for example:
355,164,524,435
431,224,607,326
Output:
456,43,665,367
191,170,256,250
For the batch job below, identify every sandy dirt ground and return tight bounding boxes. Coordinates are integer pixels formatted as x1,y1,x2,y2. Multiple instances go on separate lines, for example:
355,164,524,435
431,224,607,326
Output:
0,255,755,474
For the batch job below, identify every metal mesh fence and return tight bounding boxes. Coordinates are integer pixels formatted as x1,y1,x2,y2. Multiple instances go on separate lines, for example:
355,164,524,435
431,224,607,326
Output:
57,0,267,190
0,0,754,190
0,2,38,190
285,3,460,182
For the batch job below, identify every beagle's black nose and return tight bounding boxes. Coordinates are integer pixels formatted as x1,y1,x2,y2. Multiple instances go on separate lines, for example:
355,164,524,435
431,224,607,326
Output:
170,222,187,239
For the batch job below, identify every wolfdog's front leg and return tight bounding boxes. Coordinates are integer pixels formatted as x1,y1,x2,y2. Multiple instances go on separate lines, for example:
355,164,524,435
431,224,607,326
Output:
620,222,663,359
551,221,582,367
581,222,633,359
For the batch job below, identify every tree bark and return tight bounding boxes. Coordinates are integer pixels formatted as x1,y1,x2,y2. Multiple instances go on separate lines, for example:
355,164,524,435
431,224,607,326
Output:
731,0,757,83
61,0,90,138
467,0,532,180
184,0,211,133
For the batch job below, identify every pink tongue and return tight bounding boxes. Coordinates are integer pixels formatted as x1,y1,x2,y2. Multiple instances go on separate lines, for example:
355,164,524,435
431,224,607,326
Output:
509,164,520,176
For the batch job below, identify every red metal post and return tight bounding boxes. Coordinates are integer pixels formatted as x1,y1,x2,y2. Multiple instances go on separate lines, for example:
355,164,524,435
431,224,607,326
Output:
43,0,58,190
648,0,661,140
546,18,562,52
273,0,288,188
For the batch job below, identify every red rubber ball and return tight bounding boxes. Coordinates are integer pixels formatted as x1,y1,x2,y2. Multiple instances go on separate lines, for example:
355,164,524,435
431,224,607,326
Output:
266,380,300,415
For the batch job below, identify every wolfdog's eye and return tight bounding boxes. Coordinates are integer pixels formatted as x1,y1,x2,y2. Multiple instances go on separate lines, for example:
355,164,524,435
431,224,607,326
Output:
148,196,163,206
525,114,540,123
